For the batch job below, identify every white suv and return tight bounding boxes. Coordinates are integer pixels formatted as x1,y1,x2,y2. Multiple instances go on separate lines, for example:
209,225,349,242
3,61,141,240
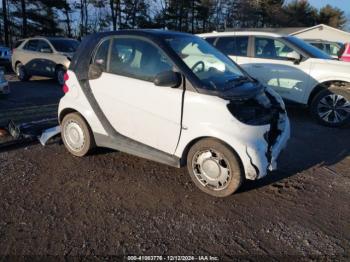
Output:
59,30,290,197
200,32,350,127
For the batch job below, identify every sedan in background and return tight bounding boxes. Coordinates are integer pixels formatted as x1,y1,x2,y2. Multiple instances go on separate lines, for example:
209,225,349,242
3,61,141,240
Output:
11,37,79,85
0,46,11,67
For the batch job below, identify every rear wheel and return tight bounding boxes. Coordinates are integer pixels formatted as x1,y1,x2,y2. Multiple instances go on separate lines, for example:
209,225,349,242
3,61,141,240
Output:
311,85,350,127
61,113,95,157
15,62,30,81
187,138,243,197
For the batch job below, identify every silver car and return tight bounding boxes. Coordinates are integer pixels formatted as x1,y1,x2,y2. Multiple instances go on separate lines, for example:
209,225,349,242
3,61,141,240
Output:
11,37,79,85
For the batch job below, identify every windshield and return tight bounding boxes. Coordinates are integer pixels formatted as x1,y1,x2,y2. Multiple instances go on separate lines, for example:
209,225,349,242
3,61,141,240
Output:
284,36,332,60
50,39,79,53
165,35,246,90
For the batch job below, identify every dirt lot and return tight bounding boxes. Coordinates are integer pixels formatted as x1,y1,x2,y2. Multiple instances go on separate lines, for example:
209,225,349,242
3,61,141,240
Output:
0,78,349,259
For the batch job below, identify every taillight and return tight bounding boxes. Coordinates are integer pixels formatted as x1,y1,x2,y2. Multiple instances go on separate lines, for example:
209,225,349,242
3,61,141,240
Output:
63,84,69,93
62,73,69,93
64,73,69,81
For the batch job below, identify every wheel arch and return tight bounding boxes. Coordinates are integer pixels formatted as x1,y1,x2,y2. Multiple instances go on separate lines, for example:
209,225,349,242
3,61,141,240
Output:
180,136,245,175
308,80,350,105
59,108,86,124
55,64,67,72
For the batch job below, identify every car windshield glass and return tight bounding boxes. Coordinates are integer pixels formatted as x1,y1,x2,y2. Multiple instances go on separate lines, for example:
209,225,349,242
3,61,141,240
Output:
50,39,79,53
284,36,332,59
165,35,246,90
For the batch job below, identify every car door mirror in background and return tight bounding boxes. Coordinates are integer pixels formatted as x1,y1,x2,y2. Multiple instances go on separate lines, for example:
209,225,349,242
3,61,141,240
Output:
154,71,182,88
286,51,301,63
88,63,103,80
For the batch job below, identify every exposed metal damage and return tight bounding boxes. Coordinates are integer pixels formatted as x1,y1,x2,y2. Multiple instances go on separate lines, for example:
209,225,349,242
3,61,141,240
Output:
226,86,290,179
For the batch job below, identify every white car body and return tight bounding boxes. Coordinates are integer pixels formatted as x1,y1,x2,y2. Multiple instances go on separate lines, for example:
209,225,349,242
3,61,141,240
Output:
60,71,289,180
59,31,290,196
199,32,350,105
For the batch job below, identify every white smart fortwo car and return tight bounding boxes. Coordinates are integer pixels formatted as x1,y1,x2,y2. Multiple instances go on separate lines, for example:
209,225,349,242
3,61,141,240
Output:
59,30,290,197
200,32,350,127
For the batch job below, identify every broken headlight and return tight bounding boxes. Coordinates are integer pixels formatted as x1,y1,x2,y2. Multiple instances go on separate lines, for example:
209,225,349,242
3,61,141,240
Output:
227,90,281,126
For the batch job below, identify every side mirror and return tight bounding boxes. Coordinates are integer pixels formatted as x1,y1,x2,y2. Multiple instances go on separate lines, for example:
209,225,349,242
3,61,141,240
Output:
88,63,103,80
286,51,301,63
154,71,182,88
40,48,52,53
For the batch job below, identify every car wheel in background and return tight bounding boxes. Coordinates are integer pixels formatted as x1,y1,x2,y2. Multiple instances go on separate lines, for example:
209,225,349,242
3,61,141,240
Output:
311,85,350,127
15,63,30,81
61,113,95,157
56,66,66,86
187,138,243,197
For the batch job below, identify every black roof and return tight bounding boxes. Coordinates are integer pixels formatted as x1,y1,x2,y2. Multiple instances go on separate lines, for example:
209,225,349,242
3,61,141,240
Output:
70,29,194,81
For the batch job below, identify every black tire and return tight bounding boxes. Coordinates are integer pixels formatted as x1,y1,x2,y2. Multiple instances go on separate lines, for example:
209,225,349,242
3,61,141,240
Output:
187,138,244,197
61,113,95,157
15,62,30,81
310,85,350,127
55,66,66,85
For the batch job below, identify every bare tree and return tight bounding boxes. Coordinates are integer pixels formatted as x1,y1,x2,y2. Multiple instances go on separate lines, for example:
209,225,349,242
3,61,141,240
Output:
2,0,9,46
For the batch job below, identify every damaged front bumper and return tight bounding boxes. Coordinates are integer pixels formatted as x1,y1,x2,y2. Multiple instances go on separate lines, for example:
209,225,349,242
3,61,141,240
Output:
241,87,290,180
245,113,290,180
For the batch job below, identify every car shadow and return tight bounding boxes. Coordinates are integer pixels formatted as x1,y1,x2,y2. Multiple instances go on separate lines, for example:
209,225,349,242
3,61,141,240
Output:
239,106,350,193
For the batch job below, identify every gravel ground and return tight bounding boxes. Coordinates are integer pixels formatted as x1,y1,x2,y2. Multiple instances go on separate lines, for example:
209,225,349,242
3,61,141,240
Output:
0,78,349,260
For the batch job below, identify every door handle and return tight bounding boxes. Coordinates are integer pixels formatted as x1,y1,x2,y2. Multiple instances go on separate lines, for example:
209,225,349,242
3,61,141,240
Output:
252,65,264,68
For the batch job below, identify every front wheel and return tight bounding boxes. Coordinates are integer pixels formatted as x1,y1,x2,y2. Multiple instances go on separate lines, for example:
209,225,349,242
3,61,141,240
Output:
61,113,95,157
187,138,243,197
311,86,350,127
16,63,30,81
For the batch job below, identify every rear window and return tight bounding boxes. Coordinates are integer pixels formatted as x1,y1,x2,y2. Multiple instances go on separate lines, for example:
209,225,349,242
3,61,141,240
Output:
50,39,79,53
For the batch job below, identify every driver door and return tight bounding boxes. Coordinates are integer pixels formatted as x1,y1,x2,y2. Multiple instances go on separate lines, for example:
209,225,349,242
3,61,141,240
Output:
89,37,183,154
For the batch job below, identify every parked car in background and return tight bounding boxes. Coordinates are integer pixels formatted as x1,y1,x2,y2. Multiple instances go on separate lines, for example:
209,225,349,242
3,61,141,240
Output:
59,30,290,197
339,43,350,62
200,32,350,127
11,37,79,85
0,67,10,95
0,46,12,67
305,39,343,59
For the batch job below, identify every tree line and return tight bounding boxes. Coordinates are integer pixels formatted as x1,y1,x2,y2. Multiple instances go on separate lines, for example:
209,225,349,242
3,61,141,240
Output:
0,0,348,47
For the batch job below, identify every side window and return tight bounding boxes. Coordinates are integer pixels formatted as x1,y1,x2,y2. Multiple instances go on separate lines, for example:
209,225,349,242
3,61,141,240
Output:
216,36,248,56
235,37,249,56
216,37,235,55
23,40,39,52
38,40,52,53
205,37,216,45
108,38,173,82
310,42,324,51
329,43,340,56
255,37,294,60
93,39,110,71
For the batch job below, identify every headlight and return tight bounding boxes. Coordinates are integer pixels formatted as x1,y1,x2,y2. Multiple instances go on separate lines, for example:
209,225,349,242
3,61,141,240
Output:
227,89,283,126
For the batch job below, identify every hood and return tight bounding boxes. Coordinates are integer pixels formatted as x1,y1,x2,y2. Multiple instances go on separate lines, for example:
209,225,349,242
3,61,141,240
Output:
218,80,264,101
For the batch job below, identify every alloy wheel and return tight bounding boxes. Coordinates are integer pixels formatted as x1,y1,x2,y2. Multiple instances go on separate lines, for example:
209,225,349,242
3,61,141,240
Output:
317,94,350,124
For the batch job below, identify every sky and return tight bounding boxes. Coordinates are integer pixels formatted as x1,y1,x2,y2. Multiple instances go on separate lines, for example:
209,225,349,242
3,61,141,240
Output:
287,0,350,30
